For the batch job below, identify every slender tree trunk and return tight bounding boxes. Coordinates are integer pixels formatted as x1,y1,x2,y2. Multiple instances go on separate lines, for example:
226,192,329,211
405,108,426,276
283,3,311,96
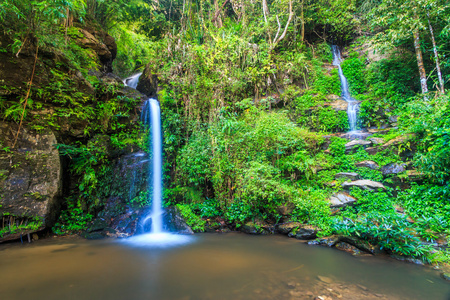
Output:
413,29,429,95
428,15,444,94
300,0,305,42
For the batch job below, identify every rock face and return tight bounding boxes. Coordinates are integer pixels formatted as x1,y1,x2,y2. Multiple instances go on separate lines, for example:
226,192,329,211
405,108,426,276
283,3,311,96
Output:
342,180,386,191
335,172,360,181
328,192,357,207
0,122,62,241
137,63,158,97
240,220,273,235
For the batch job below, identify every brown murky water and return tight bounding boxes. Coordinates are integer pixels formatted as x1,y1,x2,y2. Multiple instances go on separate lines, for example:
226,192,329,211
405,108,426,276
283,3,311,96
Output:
0,233,449,300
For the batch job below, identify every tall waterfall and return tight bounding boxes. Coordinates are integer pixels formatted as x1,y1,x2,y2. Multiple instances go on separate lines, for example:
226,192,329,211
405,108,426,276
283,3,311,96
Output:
122,74,193,247
332,45,358,131
141,99,164,234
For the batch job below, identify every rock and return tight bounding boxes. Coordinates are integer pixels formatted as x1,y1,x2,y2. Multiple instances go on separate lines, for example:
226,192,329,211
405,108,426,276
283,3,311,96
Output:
355,160,379,170
335,172,360,181
288,225,318,240
342,180,386,191
77,28,112,62
382,134,414,148
369,137,385,145
240,220,271,235
308,236,339,247
0,122,62,242
328,192,357,207
276,222,303,235
340,131,372,141
388,115,398,123
87,218,109,233
81,231,106,240
317,276,333,284
335,242,363,255
339,236,382,254
365,147,380,155
163,206,195,234
381,163,406,175
406,169,424,182
440,272,450,281
329,99,348,111
136,63,158,97
345,139,372,153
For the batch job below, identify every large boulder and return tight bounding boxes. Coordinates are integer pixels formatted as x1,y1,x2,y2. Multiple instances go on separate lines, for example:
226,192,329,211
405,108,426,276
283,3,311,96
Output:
276,222,303,235
342,180,386,191
288,225,318,240
345,139,372,153
136,63,158,97
0,122,62,242
355,160,379,170
381,163,406,176
328,192,357,207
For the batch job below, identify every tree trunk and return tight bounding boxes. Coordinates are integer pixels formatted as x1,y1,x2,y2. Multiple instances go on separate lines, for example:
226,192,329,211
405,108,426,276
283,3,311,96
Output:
428,15,444,94
300,0,305,42
413,29,428,95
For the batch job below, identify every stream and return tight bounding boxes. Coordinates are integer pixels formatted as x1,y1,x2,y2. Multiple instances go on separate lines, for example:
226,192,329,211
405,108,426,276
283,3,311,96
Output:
1,233,449,300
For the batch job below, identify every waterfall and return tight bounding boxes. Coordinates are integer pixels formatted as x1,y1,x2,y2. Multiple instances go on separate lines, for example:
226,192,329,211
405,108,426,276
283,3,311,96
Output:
331,45,358,131
123,74,164,234
123,73,141,89
141,99,164,234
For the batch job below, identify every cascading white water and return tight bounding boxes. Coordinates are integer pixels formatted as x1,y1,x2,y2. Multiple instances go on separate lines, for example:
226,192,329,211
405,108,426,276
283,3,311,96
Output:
332,45,358,131
141,99,164,234
123,73,141,89
123,74,193,247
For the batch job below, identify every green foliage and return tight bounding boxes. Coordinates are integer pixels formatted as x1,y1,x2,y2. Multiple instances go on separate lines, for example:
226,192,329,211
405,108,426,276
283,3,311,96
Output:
175,204,206,232
341,50,366,95
53,196,93,234
0,216,43,238
130,191,150,208
334,212,432,259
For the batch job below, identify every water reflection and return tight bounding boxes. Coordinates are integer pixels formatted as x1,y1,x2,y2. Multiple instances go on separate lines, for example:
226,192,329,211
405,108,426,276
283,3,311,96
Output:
0,233,449,300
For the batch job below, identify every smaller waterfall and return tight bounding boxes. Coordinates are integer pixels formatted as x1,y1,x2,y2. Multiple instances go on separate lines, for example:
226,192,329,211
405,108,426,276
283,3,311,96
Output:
123,73,142,89
332,45,358,131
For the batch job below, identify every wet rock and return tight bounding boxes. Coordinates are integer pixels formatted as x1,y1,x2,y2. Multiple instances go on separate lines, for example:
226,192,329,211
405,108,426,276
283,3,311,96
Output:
87,218,109,233
345,139,372,153
381,163,406,175
440,272,450,281
81,231,106,240
340,236,382,254
342,180,386,191
355,160,379,170
308,236,339,247
328,192,357,207
335,172,360,181
335,242,363,255
340,131,372,141
240,220,271,235
382,134,414,148
328,99,348,111
276,222,303,235
288,225,318,240
163,206,195,234
137,63,158,97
